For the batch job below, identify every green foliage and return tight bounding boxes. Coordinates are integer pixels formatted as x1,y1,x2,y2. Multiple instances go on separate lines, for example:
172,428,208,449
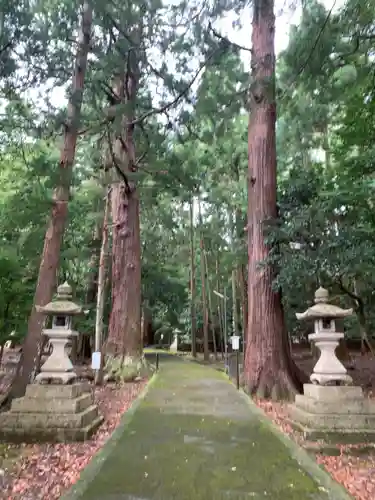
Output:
4,0,375,354
272,0,375,339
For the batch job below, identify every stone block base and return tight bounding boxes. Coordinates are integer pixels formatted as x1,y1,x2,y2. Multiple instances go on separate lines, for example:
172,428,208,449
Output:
288,384,375,445
0,382,103,443
0,416,103,443
289,419,375,445
303,439,375,456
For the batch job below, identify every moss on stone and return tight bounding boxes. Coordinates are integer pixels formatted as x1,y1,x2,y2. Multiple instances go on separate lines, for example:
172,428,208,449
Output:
105,354,153,383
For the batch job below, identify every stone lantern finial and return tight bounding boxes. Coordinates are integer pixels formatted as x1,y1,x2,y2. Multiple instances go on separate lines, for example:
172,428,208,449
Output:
57,281,73,299
314,286,329,304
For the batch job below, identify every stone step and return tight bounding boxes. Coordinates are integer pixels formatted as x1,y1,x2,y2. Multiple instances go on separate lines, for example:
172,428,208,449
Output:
294,395,375,415
0,415,104,443
303,440,375,456
0,404,98,429
11,393,92,414
289,405,375,430
25,382,90,400
289,419,375,444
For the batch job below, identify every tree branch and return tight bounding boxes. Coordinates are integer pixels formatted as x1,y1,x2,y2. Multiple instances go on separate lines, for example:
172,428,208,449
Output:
81,47,221,136
209,22,252,53
280,0,336,99
336,277,361,306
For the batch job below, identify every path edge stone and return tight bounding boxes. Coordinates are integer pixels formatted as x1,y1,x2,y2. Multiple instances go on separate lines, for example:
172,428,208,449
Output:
60,373,158,500
231,375,354,500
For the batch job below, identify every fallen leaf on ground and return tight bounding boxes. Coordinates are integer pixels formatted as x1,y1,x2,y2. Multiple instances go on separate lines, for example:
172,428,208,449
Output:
1,380,147,500
255,371,375,500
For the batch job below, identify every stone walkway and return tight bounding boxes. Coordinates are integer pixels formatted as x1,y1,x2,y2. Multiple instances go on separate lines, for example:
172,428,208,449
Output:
65,355,352,500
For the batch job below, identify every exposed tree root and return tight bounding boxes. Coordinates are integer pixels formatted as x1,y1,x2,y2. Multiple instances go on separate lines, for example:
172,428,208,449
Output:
104,354,151,383
246,365,300,401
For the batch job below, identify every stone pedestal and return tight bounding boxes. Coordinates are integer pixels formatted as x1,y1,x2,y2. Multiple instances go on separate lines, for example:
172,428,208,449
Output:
308,332,352,385
35,327,78,384
0,382,103,443
288,384,375,444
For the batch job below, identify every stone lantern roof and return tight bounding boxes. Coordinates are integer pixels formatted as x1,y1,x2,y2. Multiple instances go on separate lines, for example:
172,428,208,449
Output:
36,282,83,316
296,287,353,320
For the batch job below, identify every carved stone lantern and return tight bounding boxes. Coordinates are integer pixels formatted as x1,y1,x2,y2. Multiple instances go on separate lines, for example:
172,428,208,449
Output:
35,282,83,384
296,287,353,386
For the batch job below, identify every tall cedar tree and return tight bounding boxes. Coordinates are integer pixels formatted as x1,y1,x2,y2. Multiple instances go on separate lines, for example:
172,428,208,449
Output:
244,0,302,399
12,1,93,398
105,27,142,362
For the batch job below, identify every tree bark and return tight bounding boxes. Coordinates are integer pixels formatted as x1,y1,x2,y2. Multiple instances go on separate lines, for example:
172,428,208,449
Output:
11,1,92,398
106,182,142,360
105,34,142,364
189,198,197,357
244,0,301,400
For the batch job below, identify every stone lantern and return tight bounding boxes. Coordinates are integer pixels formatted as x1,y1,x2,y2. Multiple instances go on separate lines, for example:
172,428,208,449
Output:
35,282,82,384
0,282,103,443
296,286,353,385
288,286,375,447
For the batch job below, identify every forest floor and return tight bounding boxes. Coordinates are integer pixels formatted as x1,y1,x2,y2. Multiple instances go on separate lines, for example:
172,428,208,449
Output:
0,354,148,500
61,355,350,500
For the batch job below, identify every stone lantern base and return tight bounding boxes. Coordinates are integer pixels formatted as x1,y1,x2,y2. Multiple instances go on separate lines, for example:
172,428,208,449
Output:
0,382,103,443
288,384,375,444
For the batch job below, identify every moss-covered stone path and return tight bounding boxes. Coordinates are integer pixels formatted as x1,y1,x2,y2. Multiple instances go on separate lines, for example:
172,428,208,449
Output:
69,355,352,500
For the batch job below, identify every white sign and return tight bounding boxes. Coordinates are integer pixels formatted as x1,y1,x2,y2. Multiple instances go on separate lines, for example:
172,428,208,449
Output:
91,351,101,370
231,335,240,351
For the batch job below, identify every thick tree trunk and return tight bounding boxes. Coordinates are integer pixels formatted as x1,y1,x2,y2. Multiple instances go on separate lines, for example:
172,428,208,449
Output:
11,2,92,398
106,182,142,360
189,198,197,357
105,42,142,366
244,0,300,400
